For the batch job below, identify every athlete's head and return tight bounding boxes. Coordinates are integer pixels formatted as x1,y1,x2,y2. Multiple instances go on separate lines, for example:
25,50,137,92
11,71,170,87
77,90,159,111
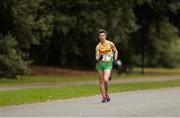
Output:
98,29,107,41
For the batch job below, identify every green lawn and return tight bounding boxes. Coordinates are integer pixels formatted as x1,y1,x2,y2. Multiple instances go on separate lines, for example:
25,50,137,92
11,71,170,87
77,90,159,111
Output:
132,67,180,75
0,79,180,106
0,74,165,85
1,67,180,85
0,68,180,107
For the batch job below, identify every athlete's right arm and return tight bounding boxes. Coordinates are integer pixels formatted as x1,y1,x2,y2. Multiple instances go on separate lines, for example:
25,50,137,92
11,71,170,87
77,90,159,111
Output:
95,45,100,61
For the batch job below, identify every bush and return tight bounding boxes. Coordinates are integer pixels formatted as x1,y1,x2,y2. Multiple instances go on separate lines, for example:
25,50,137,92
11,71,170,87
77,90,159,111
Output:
0,33,29,78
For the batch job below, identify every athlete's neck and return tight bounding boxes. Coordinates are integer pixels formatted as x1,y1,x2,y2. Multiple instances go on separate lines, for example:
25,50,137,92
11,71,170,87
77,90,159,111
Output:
100,39,107,44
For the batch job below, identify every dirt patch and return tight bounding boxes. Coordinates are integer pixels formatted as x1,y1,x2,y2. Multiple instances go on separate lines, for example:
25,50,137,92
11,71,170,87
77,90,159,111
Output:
29,65,96,76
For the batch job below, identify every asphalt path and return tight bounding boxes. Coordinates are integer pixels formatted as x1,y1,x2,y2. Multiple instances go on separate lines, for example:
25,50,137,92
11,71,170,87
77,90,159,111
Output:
0,87,180,117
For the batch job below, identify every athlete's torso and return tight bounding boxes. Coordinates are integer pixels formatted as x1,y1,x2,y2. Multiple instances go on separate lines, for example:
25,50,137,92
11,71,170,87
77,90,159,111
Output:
97,40,113,62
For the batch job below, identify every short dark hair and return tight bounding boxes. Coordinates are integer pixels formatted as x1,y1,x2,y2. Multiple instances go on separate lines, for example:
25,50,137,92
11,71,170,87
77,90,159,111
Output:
98,29,107,35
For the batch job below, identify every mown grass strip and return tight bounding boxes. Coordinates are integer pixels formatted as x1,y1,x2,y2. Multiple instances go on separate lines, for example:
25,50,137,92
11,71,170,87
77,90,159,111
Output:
0,76,96,85
1,68,180,85
132,68,180,75
0,74,166,85
0,79,180,106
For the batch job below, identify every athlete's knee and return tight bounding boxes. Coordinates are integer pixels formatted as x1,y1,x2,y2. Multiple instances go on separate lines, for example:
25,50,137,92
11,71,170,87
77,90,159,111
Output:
104,77,109,82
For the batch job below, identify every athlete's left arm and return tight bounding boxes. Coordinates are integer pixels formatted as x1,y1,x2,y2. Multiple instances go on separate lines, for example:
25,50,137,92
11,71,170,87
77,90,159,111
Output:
110,42,118,61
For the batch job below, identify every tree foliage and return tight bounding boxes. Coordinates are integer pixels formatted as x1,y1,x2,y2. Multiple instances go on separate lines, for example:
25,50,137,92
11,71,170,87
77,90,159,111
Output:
0,0,180,77
0,0,53,78
0,33,29,78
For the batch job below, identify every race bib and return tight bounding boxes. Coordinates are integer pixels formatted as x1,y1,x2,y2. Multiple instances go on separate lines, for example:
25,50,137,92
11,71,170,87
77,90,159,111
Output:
101,54,112,62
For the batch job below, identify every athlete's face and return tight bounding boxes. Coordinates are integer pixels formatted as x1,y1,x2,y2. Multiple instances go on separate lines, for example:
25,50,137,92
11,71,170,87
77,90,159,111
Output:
99,33,106,41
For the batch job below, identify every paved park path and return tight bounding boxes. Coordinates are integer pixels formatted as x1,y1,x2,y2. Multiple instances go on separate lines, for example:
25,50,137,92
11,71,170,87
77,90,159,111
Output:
0,87,180,117
1,75,180,91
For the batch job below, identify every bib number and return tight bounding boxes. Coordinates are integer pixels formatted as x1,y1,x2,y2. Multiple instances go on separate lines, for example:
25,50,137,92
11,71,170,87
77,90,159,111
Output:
101,54,112,62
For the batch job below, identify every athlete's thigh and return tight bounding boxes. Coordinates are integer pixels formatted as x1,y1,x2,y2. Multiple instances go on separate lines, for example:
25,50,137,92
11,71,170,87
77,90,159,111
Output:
98,71,104,82
104,69,111,82
98,71,104,78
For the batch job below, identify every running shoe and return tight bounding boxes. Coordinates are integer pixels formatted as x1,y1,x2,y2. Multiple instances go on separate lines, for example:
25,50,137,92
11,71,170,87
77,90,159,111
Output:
101,97,106,103
106,95,111,102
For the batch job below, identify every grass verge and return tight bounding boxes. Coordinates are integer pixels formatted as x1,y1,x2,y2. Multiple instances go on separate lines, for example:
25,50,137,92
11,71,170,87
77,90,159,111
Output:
0,79,180,106
0,74,167,85
132,67,180,75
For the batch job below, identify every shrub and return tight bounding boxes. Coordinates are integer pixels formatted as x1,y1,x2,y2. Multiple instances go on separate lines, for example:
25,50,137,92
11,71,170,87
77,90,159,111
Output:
0,33,29,78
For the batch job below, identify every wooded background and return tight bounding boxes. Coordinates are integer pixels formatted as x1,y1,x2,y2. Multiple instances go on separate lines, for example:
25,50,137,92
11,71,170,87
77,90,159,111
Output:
0,0,180,77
